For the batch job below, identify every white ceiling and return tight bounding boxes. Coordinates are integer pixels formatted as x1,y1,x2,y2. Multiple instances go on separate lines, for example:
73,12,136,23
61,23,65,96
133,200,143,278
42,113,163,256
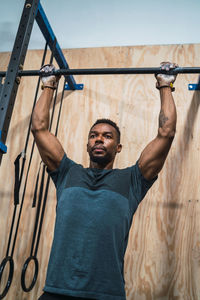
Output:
0,0,200,53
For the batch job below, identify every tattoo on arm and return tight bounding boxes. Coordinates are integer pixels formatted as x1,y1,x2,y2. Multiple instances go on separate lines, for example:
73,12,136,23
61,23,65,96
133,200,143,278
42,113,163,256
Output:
159,110,169,128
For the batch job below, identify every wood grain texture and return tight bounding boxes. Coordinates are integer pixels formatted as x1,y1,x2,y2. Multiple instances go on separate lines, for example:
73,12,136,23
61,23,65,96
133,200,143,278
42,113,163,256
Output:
0,44,200,299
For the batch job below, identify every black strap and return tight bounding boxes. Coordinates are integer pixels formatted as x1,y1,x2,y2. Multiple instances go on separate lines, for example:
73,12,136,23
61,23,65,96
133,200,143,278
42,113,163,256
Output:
30,164,46,256
14,152,25,205
32,162,42,208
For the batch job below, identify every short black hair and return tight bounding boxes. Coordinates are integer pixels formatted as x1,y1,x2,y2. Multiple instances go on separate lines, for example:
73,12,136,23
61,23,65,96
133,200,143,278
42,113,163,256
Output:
90,118,121,143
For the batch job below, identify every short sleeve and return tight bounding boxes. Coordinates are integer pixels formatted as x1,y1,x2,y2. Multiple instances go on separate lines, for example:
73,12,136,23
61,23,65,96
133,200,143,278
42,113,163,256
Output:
47,153,76,190
130,160,158,204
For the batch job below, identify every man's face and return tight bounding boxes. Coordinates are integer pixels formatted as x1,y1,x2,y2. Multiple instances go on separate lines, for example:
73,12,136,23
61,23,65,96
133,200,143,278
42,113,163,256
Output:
87,123,122,166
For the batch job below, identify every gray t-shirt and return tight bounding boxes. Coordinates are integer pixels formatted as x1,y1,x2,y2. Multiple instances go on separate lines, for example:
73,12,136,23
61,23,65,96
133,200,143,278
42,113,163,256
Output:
44,154,157,299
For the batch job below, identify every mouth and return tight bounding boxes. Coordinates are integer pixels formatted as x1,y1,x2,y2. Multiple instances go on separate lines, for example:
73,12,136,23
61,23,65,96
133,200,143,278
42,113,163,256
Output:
92,146,106,153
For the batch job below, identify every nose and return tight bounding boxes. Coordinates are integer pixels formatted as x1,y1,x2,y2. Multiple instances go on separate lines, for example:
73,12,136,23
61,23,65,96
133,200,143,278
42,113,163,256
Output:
95,134,104,143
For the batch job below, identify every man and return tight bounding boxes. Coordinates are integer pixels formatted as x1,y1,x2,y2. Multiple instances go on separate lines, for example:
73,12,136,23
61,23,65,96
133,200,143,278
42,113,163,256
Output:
32,62,177,300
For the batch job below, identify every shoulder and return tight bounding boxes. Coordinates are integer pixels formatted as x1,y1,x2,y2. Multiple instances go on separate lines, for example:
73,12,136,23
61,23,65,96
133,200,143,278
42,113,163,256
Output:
47,153,78,187
117,162,158,192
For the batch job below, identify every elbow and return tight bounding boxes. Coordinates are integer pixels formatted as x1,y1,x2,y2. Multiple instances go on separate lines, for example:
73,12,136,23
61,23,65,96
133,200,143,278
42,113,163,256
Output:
158,126,176,139
31,114,47,134
31,125,40,136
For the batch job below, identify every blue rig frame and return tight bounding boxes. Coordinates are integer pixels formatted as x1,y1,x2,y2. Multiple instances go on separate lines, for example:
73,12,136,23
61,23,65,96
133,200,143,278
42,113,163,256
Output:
0,0,83,163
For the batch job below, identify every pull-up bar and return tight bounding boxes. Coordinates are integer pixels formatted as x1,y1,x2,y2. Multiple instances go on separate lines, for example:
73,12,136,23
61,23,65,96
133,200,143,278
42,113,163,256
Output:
0,67,200,77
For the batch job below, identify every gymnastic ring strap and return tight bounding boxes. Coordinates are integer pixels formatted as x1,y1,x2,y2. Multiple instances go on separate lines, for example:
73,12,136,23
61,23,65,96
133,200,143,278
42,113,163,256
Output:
14,153,22,205
0,256,14,299
21,256,39,292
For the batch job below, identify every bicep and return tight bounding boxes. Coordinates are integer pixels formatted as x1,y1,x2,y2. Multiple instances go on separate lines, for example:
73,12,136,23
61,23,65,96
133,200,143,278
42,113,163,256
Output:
32,129,65,171
138,134,174,180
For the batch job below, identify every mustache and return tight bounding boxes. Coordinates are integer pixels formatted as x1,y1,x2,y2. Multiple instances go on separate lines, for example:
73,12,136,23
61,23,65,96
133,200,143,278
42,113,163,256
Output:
92,145,107,151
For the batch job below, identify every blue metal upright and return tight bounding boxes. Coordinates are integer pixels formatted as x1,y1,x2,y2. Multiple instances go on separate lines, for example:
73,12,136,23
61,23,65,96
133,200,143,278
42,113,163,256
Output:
35,2,81,90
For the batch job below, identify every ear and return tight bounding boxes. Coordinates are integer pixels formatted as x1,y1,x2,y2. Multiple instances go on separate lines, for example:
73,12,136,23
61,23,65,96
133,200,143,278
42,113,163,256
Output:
87,143,89,153
116,143,122,153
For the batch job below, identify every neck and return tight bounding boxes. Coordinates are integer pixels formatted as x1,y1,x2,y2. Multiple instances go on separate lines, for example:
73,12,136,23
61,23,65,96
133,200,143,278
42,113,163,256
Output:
89,160,114,170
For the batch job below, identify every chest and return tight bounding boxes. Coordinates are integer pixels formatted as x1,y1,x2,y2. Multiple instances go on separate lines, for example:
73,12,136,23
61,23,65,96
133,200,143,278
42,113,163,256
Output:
64,166,132,199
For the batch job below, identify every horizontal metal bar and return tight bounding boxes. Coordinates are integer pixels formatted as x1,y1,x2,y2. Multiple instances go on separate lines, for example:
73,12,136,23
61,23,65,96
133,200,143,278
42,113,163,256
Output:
0,67,200,77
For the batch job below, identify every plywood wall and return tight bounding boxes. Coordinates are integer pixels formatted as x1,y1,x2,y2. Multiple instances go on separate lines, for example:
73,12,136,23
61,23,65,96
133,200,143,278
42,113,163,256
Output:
0,43,200,300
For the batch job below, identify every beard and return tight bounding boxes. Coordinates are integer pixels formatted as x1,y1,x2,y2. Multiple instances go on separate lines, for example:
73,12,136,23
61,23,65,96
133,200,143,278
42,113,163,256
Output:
88,149,114,166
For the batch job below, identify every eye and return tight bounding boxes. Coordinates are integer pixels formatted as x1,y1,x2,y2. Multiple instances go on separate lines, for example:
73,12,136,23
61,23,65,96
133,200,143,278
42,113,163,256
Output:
105,134,112,139
89,134,96,138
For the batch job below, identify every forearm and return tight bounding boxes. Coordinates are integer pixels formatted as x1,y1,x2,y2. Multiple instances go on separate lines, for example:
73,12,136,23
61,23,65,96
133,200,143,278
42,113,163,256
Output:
158,87,177,138
32,87,54,131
